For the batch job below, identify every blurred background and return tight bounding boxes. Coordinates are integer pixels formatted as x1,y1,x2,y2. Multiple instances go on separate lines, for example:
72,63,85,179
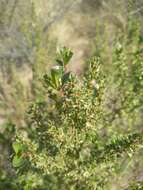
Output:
0,0,143,189
0,0,143,125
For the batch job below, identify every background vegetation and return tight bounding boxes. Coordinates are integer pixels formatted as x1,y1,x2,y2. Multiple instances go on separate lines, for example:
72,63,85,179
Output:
0,0,143,189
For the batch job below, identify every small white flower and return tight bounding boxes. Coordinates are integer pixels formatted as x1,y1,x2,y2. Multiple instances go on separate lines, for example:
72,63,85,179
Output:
52,65,60,71
90,80,99,89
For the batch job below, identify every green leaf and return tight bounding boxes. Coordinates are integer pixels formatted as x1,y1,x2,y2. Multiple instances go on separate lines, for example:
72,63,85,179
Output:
63,50,73,66
51,66,63,77
12,155,25,168
12,142,26,154
58,47,73,66
56,59,63,66
51,66,63,88
43,74,55,88
62,72,70,85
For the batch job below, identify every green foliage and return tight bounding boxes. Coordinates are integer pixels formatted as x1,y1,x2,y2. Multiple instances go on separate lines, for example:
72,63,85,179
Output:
12,142,28,168
126,181,143,190
56,47,73,67
11,41,143,189
0,122,19,189
0,2,143,189
0,171,19,190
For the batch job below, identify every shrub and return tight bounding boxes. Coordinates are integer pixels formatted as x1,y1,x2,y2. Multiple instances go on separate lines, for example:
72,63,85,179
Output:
12,41,143,189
